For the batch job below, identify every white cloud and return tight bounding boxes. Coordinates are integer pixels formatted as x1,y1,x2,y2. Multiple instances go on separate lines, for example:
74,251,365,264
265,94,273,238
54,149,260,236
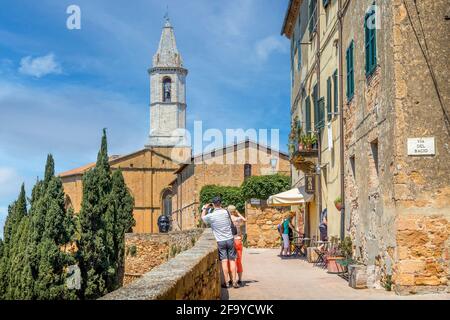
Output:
18,53,62,78
255,35,289,62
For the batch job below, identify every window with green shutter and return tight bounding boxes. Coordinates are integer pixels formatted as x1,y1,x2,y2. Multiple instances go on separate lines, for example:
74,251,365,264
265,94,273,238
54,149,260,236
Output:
313,84,318,130
327,77,332,121
318,97,325,130
309,0,317,35
365,6,377,76
346,41,354,101
305,97,311,134
333,69,338,114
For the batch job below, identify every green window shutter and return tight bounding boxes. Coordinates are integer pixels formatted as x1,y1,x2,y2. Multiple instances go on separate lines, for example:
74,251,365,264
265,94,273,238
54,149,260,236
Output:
333,70,338,113
318,97,325,129
313,84,318,130
297,43,302,71
309,0,317,34
365,6,377,76
327,77,332,121
346,42,354,100
305,97,311,134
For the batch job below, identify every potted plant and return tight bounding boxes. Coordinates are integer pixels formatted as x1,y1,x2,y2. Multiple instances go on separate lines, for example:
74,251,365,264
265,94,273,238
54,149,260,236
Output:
326,250,345,274
334,196,343,211
298,134,306,151
304,133,317,151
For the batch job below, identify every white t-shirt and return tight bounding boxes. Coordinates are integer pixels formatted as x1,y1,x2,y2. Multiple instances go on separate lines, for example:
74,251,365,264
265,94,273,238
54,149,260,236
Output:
202,208,234,242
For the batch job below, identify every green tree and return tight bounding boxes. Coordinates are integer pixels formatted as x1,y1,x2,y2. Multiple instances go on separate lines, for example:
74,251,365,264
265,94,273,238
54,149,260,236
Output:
0,185,30,299
77,129,134,299
106,170,135,291
199,185,245,213
241,174,291,201
33,174,77,300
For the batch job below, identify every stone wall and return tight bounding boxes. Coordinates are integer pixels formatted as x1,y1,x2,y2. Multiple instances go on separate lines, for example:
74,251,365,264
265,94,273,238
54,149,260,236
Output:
246,203,290,248
123,229,203,286
101,228,221,300
394,215,449,295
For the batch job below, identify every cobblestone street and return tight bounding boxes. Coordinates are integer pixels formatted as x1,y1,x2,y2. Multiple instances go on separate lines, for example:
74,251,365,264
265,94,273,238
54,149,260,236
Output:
222,248,450,300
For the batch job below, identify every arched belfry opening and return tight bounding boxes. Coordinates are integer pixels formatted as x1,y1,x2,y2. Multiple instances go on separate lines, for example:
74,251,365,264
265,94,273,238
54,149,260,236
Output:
163,77,171,102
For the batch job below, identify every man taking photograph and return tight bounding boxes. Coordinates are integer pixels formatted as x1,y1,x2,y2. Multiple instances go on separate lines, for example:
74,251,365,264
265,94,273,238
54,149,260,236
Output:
201,196,239,289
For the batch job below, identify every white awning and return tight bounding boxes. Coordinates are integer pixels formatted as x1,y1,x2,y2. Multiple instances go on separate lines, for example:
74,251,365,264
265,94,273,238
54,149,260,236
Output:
267,186,314,207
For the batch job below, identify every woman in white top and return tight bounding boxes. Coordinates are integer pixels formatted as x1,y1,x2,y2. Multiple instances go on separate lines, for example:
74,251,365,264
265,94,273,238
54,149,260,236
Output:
227,205,246,286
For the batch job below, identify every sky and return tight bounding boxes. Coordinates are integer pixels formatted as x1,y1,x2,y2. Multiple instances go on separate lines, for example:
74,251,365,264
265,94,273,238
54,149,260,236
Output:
0,0,291,237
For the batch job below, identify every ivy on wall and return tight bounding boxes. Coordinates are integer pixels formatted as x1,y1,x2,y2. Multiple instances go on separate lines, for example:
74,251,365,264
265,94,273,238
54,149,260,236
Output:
199,174,291,215
199,185,245,213
241,174,291,202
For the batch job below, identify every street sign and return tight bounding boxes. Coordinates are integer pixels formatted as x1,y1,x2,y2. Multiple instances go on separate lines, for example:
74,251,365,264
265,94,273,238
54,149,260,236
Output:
305,174,315,194
407,137,435,156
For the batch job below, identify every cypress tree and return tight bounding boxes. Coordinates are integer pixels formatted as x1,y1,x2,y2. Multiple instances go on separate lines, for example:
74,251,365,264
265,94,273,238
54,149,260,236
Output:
106,170,135,291
77,129,111,299
0,185,29,299
34,175,76,300
77,129,135,298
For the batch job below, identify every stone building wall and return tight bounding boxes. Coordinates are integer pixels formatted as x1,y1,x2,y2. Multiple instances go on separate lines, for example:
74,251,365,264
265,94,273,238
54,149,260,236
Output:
390,0,450,295
123,229,203,286
343,0,397,289
61,148,181,234
101,229,221,300
171,141,291,231
343,0,449,294
246,203,290,249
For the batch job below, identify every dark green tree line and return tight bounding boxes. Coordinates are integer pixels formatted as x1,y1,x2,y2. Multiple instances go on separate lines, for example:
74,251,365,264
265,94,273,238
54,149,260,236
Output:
0,130,135,300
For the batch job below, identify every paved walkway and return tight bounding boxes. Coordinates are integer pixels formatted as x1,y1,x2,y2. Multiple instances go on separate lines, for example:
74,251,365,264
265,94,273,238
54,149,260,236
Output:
222,248,449,300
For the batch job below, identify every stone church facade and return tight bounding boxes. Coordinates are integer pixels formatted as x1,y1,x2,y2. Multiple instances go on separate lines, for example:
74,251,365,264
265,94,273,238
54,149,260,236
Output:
60,18,290,234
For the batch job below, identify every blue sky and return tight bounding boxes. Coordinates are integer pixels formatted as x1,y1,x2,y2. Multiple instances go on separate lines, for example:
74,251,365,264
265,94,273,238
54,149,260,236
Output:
0,0,291,237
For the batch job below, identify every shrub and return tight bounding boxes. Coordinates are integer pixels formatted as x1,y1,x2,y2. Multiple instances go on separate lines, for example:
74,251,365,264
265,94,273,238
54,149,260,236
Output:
199,185,245,213
241,174,291,201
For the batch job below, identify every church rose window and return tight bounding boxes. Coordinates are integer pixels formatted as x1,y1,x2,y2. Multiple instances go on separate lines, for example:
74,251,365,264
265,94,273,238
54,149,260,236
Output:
163,77,171,102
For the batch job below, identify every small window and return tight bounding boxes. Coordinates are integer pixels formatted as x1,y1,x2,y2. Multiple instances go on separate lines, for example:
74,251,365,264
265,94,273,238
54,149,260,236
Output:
350,155,356,179
346,41,355,101
244,164,252,179
163,77,171,102
370,139,379,176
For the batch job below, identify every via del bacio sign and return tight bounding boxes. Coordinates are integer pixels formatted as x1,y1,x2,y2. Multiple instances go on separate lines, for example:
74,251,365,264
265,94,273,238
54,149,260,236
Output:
407,137,435,156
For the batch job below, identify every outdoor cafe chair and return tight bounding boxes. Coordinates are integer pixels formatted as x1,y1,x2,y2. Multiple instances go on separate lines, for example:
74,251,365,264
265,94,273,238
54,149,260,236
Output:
314,241,329,268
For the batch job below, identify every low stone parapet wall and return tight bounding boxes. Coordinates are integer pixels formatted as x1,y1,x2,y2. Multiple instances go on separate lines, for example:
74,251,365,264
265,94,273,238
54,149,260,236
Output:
101,228,220,300
124,229,203,285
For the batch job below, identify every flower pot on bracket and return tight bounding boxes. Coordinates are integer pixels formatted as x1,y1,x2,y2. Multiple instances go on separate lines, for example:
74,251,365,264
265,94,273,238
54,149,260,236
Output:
335,202,343,211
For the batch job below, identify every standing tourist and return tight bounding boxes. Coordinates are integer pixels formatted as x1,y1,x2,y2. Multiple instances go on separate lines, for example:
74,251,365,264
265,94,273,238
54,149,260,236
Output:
227,205,246,287
281,212,296,257
201,197,239,289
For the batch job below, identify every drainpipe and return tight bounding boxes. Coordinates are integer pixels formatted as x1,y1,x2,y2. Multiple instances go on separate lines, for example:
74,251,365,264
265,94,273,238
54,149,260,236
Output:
338,0,346,240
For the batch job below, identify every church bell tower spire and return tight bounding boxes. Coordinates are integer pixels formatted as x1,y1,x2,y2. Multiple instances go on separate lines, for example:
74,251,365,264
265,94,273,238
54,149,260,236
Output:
146,17,188,147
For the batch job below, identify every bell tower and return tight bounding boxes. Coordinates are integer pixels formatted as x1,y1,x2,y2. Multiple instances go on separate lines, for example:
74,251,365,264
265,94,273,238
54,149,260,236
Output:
146,17,188,147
